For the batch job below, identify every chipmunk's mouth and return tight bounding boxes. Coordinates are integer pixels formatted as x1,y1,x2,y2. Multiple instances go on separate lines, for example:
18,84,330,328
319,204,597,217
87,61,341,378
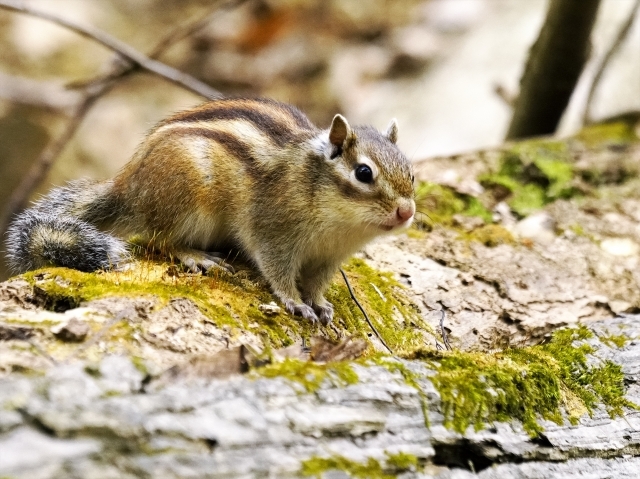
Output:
378,217,413,231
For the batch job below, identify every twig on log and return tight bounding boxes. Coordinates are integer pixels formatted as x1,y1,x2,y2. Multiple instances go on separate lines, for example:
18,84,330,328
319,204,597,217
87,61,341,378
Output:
582,0,640,125
0,1,248,237
439,309,451,350
0,0,222,100
339,268,394,354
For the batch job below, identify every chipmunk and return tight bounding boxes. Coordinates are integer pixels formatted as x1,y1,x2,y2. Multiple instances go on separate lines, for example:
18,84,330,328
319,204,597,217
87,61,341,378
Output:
5,98,415,324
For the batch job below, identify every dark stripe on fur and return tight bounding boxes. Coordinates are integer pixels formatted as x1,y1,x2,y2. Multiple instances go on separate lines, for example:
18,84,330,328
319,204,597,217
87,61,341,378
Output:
170,127,261,178
172,107,297,147
333,176,370,200
165,100,315,147
252,98,316,130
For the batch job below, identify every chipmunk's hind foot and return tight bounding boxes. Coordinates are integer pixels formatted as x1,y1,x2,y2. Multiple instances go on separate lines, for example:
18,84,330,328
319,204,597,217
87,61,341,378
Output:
175,249,235,274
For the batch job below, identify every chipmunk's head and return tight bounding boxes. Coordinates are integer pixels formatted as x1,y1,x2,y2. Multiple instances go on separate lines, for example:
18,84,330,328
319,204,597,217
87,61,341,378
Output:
316,114,415,234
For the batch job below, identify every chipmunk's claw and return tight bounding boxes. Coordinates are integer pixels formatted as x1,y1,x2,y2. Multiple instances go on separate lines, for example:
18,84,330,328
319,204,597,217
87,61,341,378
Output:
177,250,234,274
284,299,319,323
314,303,334,325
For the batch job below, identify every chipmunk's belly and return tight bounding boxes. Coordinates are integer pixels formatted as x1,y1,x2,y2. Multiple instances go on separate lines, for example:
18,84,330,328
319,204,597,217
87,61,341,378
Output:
176,209,234,250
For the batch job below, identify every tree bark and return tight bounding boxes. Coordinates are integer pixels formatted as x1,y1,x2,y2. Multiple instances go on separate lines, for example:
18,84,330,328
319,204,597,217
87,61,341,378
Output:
506,0,601,140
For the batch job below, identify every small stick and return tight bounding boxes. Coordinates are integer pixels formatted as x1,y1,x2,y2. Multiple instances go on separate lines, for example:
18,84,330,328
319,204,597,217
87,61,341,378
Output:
370,283,387,302
27,338,57,365
439,309,451,351
340,268,393,354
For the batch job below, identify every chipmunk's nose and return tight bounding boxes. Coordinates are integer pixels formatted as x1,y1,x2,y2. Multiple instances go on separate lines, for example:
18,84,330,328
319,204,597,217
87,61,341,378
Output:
396,201,415,222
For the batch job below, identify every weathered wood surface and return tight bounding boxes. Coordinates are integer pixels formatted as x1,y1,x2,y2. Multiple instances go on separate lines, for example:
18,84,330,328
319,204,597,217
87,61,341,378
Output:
0,311,638,478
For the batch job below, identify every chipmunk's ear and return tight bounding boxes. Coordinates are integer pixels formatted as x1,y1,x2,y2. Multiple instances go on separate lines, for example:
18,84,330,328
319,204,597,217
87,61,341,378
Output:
385,118,398,144
329,114,352,148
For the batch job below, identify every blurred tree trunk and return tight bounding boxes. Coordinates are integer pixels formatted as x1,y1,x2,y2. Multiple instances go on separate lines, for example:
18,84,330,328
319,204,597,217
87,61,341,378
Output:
506,0,601,140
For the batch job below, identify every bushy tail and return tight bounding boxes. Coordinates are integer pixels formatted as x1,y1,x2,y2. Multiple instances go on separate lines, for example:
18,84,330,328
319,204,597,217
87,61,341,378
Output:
5,180,128,274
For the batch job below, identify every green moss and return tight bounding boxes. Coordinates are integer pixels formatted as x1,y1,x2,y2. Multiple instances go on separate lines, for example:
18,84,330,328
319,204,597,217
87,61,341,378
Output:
368,326,635,437
430,349,561,435
22,264,318,350
24,266,238,325
574,119,639,148
384,452,419,471
536,157,574,198
480,139,580,217
480,120,640,215
131,356,149,376
413,182,518,247
302,456,391,479
405,228,426,240
21,257,429,355
329,259,434,355
464,196,493,222
597,332,628,349
414,182,492,229
466,224,515,247
255,358,358,392
427,325,637,435
301,452,419,479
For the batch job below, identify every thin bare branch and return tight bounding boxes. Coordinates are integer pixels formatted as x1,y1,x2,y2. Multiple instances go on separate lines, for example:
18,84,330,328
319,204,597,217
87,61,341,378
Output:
0,2,248,238
0,0,223,99
0,72,82,112
147,4,233,59
582,0,640,125
340,268,394,354
0,90,103,238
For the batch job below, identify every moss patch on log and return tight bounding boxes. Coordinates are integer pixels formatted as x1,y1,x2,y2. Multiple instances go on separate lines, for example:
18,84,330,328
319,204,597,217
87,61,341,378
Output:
17,256,431,354
574,117,639,148
301,452,420,478
480,138,578,217
414,182,515,247
255,358,359,392
404,325,637,436
480,118,640,217
414,182,492,228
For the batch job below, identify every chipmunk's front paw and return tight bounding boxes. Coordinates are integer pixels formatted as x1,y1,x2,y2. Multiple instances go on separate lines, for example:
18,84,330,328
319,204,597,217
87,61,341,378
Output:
284,299,319,323
314,303,334,325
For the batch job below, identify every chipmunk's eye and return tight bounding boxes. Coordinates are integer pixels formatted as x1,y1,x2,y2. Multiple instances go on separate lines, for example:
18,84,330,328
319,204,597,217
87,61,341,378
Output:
411,174,415,183
355,164,373,183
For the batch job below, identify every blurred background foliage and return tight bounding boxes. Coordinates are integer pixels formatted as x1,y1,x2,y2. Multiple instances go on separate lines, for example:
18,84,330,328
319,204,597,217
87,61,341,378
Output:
0,0,638,280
